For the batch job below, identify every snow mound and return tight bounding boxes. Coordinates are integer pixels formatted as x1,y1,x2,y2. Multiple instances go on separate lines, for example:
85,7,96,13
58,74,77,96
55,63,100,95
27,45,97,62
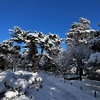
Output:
0,70,43,100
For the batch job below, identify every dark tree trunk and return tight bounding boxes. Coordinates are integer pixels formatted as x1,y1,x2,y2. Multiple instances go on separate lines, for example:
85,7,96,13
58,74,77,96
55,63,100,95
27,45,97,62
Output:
76,68,79,75
12,62,14,72
79,67,83,81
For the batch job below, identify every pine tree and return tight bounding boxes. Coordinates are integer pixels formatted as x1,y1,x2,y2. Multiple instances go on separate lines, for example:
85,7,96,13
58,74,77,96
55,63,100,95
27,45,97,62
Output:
0,39,20,71
10,26,62,71
66,17,94,47
88,30,100,69
65,17,94,80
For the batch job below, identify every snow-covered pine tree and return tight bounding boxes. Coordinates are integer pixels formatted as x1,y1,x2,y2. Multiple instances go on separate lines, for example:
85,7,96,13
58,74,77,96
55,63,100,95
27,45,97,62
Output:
66,17,94,47
88,30,100,69
0,39,21,71
40,33,62,71
65,17,94,80
10,26,62,71
87,30,100,80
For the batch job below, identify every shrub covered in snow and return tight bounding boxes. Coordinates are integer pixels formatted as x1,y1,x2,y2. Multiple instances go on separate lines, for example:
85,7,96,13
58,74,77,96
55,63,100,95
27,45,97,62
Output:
0,70,43,100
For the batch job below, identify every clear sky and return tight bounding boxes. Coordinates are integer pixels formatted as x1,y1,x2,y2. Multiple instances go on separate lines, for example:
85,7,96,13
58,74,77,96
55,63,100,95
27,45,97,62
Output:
0,0,100,47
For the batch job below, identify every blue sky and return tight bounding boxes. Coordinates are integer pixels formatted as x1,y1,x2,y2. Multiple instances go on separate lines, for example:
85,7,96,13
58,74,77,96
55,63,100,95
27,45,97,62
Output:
0,0,100,48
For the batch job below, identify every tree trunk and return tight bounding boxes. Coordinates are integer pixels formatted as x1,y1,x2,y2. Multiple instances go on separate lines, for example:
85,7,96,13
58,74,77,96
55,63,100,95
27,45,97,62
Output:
76,68,79,75
12,62,13,72
79,67,83,81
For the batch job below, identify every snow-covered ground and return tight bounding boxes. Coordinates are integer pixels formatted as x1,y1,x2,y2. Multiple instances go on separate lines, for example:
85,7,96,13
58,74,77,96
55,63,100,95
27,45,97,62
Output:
68,79,100,98
0,70,100,100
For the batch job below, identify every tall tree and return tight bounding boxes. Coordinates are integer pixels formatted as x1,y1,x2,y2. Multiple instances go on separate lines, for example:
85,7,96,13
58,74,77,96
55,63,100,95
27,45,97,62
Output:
0,39,20,71
69,45,91,80
88,30,100,70
10,26,62,70
65,17,94,80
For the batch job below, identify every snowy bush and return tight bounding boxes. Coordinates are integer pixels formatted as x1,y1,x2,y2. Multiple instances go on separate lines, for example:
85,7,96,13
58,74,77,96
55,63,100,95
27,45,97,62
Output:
4,90,19,100
0,70,43,100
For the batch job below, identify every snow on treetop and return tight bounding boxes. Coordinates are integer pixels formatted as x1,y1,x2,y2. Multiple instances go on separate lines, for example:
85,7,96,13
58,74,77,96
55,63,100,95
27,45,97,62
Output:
80,17,90,24
70,17,91,31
